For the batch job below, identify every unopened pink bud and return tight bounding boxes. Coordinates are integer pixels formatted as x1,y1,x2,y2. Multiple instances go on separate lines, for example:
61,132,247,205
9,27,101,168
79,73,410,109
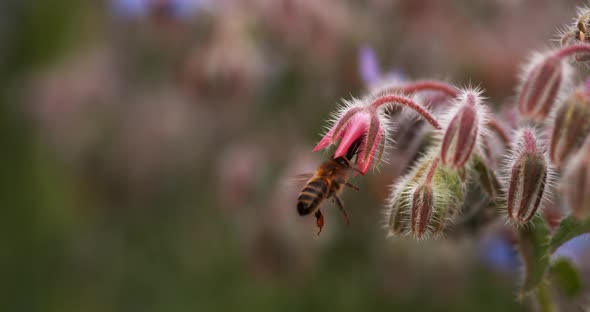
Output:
440,90,485,168
549,87,590,167
410,184,434,239
386,152,464,239
518,53,571,121
386,156,431,237
563,137,590,220
505,128,550,224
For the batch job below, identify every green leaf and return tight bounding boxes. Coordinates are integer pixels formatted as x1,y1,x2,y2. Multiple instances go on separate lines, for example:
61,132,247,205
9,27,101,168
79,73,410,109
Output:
549,258,582,297
472,154,502,199
518,217,551,295
549,215,590,254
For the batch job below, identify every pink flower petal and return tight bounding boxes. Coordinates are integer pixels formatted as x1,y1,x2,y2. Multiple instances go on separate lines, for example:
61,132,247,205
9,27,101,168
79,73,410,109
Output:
357,130,383,174
313,128,336,151
334,114,370,158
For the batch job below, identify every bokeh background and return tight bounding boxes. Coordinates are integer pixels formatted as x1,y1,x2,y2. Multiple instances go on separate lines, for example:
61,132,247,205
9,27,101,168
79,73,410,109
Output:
2,0,590,311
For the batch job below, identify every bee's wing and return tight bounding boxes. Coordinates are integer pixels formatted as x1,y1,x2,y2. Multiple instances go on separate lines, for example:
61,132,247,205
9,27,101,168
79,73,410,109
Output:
283,173,314,189
292,173,314,181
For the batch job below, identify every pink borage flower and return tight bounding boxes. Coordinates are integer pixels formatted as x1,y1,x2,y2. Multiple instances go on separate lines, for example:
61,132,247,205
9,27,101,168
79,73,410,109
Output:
313,98,392,174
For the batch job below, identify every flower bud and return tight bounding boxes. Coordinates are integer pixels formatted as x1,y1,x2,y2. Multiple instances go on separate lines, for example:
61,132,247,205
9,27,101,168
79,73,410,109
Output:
549,86,590,167
386,152,464,239
504,128,551,224
386,159,430,237
440,89,486,168
411,184,435,238
518,53,572,121
563,137,590,220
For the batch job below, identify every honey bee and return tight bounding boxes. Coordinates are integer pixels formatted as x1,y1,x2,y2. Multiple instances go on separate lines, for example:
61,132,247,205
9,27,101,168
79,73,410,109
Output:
296,152,360,235
561,12,590,61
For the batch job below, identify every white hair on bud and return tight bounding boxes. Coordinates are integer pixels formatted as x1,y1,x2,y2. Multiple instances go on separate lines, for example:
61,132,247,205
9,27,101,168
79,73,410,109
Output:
497,127,556,227
516,50,574,120
365,74,407,97
383,148,465,240
436,86,489,168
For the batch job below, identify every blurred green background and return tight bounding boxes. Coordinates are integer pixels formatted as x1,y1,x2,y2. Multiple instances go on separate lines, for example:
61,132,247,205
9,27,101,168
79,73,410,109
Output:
1,1,587,311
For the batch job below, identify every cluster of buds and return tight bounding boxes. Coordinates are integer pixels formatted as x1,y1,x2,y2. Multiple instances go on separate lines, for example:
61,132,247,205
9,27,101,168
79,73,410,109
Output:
306,6,590,310
314,81,494,237
311,31,590,240
384,88,486,238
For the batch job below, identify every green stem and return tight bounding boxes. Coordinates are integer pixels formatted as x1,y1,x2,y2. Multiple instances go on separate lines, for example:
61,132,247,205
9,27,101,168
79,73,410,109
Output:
535,280,556,312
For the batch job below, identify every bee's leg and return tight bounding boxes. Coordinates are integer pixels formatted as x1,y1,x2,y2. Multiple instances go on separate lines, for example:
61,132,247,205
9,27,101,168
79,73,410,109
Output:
334,178,359,191
314,210,324,235
352,168,364,175
332,195,351,225
345,183,359,191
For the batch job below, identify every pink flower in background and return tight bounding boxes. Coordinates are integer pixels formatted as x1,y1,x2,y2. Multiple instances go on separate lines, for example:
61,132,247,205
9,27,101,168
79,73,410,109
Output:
549,83,590,167
313,99,390,174
518,52,572,121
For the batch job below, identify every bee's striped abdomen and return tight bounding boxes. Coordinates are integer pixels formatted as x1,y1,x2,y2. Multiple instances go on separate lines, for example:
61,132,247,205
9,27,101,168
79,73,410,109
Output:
297,178,328,216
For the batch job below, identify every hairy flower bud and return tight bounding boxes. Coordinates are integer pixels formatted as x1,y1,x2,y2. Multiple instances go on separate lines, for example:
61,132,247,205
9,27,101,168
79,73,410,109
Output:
518,53,572,121
411,184,434,238
563,137,590,220
440,89,486,168
549,85,590,167
386,151,464,239
504,128,551,224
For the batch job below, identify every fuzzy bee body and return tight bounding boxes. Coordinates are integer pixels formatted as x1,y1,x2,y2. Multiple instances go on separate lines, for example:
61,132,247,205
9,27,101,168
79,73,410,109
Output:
296,157,357,234
297,178,330,216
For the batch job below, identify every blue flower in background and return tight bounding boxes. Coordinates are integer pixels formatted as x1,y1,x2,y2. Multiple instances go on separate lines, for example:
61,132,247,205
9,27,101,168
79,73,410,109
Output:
479,236,519,273
358,46,381,86
111,0,210,20
358,45,405,88
112,0,147,18
479,233,590,273
552,233,590,266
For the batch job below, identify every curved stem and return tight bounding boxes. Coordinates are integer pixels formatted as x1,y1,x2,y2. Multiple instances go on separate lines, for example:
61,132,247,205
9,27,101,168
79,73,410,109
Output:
555,43,590,59
400,80,460,98
486,118,511,146
370,95,442,130
424,157,440,185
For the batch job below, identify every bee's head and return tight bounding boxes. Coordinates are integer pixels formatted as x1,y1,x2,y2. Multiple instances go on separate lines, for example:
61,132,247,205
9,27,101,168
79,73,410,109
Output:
335,157,351,168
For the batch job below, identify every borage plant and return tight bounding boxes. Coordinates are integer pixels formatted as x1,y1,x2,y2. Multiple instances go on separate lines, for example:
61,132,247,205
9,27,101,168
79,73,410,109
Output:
310,5,590,310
